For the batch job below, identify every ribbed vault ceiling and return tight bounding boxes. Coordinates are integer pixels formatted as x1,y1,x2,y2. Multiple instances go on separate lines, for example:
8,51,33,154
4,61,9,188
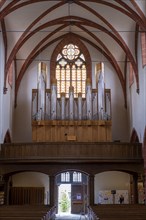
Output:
0,0,146,103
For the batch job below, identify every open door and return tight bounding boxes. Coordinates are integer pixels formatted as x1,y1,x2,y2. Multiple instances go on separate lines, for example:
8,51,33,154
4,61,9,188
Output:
56,171,89,215
71,184,88,214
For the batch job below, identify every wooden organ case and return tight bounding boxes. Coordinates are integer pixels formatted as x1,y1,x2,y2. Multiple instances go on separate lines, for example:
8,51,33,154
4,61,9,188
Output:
32,77,112,142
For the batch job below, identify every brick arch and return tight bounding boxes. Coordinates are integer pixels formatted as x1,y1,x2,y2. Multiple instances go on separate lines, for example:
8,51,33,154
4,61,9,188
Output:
50,34,92,83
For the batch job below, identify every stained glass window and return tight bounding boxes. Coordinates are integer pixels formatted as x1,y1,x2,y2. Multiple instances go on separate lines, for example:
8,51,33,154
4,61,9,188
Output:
56,44,86,98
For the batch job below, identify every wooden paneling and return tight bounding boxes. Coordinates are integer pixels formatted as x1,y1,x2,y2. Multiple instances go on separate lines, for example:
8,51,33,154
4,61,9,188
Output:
71,185,83,214
71,184,88,214
32,120,112,142
0,142,143,163
0,205,56,220
91,204,146,220
9,187,44,205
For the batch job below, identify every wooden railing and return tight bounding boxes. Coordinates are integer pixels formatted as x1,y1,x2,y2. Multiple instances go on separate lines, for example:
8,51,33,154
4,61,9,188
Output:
45,205,56,220
0,142,143,162
87,206,100,220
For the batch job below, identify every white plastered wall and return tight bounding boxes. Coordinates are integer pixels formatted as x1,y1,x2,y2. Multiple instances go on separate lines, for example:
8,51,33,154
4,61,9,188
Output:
13,62,38,142
94,171,131,204
127,33,146,143
0,32,14,144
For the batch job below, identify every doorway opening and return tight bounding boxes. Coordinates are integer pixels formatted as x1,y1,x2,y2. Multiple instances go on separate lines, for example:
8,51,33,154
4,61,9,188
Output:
58,184,71,214
56,171,89,215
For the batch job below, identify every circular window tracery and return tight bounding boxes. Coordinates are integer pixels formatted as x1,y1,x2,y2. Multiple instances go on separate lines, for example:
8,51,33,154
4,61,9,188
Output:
56,44,87,98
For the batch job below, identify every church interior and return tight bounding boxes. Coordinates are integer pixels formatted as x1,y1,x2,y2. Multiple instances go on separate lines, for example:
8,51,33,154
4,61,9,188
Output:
0,1,146,219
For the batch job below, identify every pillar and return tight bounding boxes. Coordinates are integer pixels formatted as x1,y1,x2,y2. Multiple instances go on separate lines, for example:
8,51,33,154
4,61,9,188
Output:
89,175,94,206
132,173,138,204
144,169,146,205
49,175,55,207
3,176,10,205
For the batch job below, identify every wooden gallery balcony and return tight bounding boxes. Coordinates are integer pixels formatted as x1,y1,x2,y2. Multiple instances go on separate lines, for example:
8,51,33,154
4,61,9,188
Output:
0,142,143,163
0,142,144,175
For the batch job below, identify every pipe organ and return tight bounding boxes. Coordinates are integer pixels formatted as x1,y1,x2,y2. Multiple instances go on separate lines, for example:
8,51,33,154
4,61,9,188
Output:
32,77,112,142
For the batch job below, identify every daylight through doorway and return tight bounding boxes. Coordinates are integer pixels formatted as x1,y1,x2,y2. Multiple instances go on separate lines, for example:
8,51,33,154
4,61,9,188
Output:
58,184,71,214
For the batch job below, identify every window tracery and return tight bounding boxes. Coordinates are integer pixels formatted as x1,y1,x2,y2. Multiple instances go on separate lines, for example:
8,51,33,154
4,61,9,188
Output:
56,44,87,98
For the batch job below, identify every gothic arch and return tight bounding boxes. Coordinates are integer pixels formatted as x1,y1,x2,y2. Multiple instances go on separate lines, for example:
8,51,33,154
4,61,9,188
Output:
3,130,11,143
50,35,92,83
130,128,139,143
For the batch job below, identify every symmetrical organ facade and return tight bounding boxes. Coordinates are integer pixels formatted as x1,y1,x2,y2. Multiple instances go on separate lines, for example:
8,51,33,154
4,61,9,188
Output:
32,46,112,142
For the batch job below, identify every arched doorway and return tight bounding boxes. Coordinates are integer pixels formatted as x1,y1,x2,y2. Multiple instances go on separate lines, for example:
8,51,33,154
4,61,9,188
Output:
55,171,89,215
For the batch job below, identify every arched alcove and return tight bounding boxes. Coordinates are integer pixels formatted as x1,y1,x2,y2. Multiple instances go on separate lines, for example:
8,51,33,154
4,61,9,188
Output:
9,172,49,205
94,171,131,204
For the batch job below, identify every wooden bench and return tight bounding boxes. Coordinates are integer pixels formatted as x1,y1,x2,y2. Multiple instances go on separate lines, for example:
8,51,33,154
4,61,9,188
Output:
0,205,56,220
91,204,146,220
0,218,43,220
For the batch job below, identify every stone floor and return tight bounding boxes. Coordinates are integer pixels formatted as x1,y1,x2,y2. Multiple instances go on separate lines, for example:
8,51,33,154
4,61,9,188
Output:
55,213,88,220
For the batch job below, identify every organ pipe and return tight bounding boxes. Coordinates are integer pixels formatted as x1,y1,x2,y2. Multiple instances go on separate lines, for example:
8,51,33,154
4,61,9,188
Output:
32,80,111,121
51,79,57,120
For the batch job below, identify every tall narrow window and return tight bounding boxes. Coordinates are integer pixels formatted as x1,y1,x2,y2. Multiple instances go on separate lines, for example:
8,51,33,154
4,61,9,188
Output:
56,44,87,98
73,172,82,182
61,172,70,182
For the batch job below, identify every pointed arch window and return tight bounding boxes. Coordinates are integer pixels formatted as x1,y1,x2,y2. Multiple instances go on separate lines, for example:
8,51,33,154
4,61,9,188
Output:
56,44,87,98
